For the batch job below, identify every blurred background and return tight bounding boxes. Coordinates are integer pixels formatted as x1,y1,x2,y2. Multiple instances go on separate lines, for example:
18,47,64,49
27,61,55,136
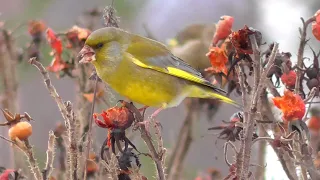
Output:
0,0,319,179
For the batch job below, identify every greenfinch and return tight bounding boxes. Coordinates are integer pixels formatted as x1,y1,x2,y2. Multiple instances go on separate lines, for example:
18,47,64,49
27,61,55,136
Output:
78,27,238,117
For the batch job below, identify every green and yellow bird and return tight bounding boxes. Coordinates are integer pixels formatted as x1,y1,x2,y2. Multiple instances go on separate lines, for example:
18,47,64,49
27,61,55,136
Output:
78,27,238,117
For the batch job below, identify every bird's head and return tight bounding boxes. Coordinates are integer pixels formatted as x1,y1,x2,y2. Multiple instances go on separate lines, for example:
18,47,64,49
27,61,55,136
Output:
78,27,126,64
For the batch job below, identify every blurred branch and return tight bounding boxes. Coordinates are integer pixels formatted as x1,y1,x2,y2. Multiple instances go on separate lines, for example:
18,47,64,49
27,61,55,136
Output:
224,141,238,167
0,29,19,112
0,28,19,168
83,73,98,180
167,100,199,180
294,16,316,94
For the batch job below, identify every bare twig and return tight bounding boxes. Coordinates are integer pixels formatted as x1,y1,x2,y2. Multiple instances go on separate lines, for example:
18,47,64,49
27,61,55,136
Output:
294,16,316,94
303,87,317,121
167,100,199,180
65,102,78,180
224,143,233,167
306,101,320,104
237,65,248,108
83,73,99,180
0,135,21,148
21,139,43,180
100,152,119,180
29,58,78,180
303,87,317,103
249,34,261,92
124,102,166,180
237,42,279,180
0,136,43,179
235,65,247,177
28,58,71,128
224,141,239,168
153,118,166,168
42,131,56,180
103,2,120,28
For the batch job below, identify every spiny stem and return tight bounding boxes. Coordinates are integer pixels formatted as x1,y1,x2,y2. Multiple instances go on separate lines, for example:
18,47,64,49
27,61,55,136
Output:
83,73,99,180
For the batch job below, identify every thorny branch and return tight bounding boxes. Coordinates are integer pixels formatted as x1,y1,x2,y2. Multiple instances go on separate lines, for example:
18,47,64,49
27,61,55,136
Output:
29,58,79,180
42,131,56,180
295,16,316,94
123,102,166,180
3,138,43,180
83,72,99,180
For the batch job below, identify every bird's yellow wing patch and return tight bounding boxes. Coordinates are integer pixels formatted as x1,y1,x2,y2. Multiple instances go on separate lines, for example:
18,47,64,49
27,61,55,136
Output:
127,34,226,94
129,55,225,93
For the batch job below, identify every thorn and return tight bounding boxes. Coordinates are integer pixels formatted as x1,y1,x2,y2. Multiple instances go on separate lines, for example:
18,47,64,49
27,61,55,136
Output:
1,108,14,121
23,112,33,121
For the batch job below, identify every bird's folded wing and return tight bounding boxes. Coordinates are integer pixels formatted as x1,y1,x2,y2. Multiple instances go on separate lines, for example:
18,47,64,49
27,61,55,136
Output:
127,35,226,94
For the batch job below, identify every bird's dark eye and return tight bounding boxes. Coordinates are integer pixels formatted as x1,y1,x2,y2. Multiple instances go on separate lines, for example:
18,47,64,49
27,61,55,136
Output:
96,43,104,49
220,16,224,20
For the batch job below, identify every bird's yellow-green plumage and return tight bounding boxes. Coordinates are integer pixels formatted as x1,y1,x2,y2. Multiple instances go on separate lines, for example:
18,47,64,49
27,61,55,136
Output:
83,27,237,108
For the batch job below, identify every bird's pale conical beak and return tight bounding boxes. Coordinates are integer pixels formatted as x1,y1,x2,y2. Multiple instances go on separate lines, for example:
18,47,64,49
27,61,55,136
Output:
78,45,96,64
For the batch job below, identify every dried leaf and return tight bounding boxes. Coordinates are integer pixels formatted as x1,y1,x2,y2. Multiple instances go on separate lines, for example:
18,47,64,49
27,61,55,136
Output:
205,47,228,75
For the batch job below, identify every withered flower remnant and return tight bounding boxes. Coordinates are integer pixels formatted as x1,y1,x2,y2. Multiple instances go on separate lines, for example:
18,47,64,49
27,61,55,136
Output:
93,106,134,130
229,25,256,55
205,47,228,75
94,105,139,158
28,20,46,45
66,25,91,48
208,111,256,142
